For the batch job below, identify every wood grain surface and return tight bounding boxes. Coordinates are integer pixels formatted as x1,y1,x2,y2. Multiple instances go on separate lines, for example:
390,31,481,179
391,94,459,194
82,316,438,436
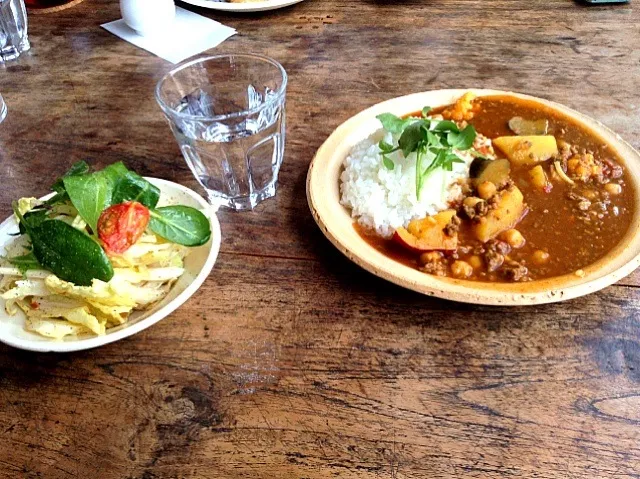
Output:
1,0,639,477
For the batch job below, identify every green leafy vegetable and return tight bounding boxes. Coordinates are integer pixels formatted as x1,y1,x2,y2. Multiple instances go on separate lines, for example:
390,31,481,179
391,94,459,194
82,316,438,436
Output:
63,172,113,233
112,170,160,209
13,203,113,286
9,251,41,274
50,161,90,194
18,209,48,235
379,140,395,153
62,161,160,232
447,124,476,150
46,161,91,206
398,122,428,157
376,107,478,199
375,113,420,134
149,206,211,247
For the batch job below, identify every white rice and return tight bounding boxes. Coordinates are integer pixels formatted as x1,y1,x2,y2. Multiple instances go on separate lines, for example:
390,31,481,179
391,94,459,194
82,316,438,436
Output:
340,130,473,238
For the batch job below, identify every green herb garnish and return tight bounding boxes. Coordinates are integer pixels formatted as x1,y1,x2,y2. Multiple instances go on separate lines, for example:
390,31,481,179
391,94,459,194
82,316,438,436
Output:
376,109,477,199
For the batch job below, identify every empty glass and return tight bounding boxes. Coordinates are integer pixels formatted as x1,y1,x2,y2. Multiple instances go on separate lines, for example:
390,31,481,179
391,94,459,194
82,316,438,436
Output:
0,94,6,123
0,0,30,62
155,54,288,211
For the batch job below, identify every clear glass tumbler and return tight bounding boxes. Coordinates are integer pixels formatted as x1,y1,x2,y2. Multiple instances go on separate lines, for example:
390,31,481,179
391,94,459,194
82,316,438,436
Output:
0,0,30,62
155,54,288,211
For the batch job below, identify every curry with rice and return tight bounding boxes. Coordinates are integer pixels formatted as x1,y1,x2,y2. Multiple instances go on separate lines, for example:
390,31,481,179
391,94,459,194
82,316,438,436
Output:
350,93,635,283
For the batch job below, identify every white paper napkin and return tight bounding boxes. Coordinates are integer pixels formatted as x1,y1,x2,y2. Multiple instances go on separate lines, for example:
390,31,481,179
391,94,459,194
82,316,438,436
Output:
102,7,237,64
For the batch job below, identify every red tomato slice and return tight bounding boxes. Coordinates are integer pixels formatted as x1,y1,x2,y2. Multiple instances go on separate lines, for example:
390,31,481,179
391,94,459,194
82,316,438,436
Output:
98,201,150,254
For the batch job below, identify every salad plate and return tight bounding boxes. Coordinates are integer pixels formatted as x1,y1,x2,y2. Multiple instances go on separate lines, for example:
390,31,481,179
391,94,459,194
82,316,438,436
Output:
0,178,221,353
307,89,640,305
179,0,305,12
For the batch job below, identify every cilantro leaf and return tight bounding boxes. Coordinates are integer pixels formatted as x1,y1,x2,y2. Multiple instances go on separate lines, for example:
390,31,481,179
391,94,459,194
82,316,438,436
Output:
447,124,476,150
376,114,409,134
398,122,426,157
376,105,477,200
378,140,396,153
382,156,395,170
432,121,460,133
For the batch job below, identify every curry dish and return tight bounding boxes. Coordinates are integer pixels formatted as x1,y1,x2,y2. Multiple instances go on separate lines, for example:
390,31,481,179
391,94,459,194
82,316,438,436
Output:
356,94,635,282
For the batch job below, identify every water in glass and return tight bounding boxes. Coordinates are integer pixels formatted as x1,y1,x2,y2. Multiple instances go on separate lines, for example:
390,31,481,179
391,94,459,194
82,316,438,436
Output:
0,0,30,62
156,54,288,211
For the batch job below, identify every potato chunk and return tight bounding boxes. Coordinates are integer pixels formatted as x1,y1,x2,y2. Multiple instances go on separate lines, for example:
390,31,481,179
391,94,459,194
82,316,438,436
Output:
528,165,552,192
394,210,458,252
493,136,558,165
472,186,527,243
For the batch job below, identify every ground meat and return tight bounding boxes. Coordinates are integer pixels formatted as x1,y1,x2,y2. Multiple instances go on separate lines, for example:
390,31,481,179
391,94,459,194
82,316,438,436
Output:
473,133,496,159
444,215,461,237
502,264,529,281
567,152,604,183
486,239,512,256
566,191,582,202
604,159,623,179
481,240,511,272
476,200,490,216
462,200,489,221
483,249,504,272
557,140,575,162
578,199,591,211
419,252,447,276
473,245,486,256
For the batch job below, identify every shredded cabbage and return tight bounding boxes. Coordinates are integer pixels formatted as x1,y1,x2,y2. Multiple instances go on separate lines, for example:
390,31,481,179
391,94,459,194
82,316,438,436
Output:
1,226,189,340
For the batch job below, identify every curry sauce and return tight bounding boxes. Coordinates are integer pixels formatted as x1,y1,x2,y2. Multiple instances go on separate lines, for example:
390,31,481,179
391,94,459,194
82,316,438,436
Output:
357,95,635,282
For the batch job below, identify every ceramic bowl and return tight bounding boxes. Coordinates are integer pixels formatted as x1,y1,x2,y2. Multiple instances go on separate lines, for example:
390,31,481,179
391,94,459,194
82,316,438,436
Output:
179,0,304,12
0,178,221,352
307,89,640,305
120,0,175,36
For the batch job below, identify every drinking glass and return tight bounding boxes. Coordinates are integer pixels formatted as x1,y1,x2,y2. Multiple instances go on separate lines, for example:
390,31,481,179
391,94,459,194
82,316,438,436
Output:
0,94,6,123
0,0,30,62
155,54,288,211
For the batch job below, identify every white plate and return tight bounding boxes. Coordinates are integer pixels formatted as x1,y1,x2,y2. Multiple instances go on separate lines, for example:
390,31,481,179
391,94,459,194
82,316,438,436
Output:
0,178,221,353
180,0,305,12
307,89,640,305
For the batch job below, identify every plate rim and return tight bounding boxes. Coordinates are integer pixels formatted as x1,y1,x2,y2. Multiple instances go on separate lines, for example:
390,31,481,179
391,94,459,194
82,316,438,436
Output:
0,177,221,353
307,88,640,306
179,0,305,12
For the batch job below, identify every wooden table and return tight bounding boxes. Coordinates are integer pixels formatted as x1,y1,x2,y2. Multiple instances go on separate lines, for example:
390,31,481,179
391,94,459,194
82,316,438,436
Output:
1,0,639,477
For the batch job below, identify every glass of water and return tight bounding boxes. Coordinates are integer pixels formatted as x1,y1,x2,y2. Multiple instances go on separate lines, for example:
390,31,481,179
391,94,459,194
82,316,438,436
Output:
0,0,30,62
155,54,288,211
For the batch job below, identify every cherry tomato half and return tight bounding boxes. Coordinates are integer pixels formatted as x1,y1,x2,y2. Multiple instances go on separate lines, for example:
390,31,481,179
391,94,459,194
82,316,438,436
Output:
98,201,150,254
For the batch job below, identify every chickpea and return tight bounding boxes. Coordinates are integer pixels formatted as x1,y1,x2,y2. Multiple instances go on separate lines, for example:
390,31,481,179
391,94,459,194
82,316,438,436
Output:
477,181,497,200
500,229,526,249
605,183,622,195
468,255,483,269
532,250,550,265
451,260,473,279
419,251,442,265
463,196,483,208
